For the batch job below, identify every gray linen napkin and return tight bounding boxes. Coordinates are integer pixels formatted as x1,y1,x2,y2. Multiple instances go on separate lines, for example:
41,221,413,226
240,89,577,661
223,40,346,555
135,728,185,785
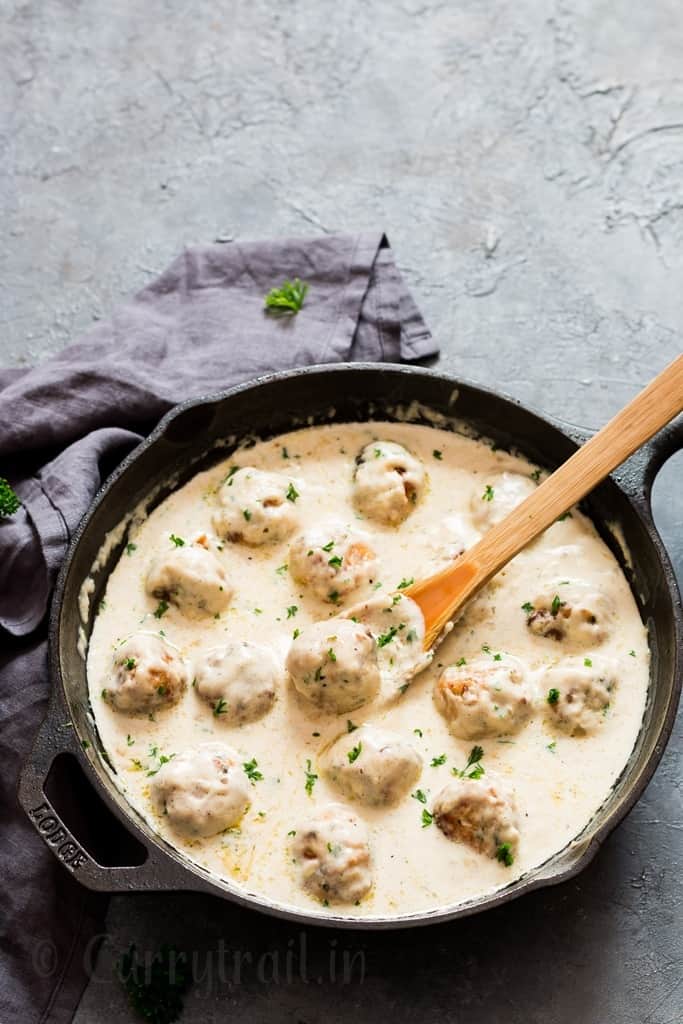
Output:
0,231,436,1023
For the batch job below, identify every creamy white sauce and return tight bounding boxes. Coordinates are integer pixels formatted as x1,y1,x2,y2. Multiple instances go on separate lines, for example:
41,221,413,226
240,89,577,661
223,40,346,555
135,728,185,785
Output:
87,422,649,919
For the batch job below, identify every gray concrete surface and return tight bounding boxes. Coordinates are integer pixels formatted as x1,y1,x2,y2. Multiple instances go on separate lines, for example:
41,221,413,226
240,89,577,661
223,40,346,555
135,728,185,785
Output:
3,0,682,1021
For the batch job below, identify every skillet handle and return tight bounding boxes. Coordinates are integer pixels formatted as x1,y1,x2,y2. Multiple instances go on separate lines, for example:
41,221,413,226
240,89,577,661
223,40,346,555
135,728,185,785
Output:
17,699,211,894
639,414,683,494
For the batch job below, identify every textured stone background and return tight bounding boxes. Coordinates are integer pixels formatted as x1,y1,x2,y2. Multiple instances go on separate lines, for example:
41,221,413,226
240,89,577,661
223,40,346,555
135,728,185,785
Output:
2,1,682,1021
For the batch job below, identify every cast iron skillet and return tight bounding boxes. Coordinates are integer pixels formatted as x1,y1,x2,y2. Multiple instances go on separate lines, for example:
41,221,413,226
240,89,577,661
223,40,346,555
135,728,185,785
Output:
18,364,683,929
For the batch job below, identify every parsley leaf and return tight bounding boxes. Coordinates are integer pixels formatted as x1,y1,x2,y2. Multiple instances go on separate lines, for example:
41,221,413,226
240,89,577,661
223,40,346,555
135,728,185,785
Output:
347,742,362,763
430,754,446,767
116,944,191,1024
397,577,414,590
213,698,228,717
496,842,514,867
421,809,434,828
153,600,169,619
453,745,485,779
169,534,185,547
376,625,399,648
286,482,299,503
304,759,317,796
0,478,20,518
243,758,263,783
412,789,427,804
264,278,309,314
482,484,495,502
547,688,560,705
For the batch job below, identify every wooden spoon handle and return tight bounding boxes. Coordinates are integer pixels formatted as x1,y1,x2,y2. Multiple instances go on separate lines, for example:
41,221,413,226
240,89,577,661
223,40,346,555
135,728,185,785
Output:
411,353,683,646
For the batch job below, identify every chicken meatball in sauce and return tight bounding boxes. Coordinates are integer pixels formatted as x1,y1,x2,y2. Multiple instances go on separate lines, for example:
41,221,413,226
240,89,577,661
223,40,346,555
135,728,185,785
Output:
433,776,520,864
435,655,533,739
193,641,280,724
289,523,378,603
542,656,617,735
104,633,188,714
292,803,373,904
213,467,299,545
286,619,381,713
525,580,613,648
151,743,250,837
325,725,422,806
146,541,232,617
353,441,426,525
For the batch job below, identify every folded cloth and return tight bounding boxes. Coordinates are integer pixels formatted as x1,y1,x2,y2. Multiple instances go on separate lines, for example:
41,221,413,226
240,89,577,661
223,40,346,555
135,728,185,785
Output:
0,231,437,1023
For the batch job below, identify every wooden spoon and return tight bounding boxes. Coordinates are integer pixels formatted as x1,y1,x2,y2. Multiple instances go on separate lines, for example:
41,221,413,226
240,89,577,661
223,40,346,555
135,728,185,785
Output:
405,354,683,651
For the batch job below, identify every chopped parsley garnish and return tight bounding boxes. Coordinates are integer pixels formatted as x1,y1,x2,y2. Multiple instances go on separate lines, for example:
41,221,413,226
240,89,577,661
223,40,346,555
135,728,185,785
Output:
397,577,414,590
287,829,296,837
281,446,289,459
629,649,636,657
286,605,298,619
304,759,317,796
496,842,514,867
421,809,434,828
376,625,399,648
0,478,20,518
327,647,337,662
493,652,502,661
153,600,169,619
372,581,383,590
530,468,542,482
123,658,136,670
521,601,534,614
264,278,308,314
432,449,443,460
347,720,358,733
116,943,191,1024
243,758,263,783
292,628,301,639
328,589,341,604
169,534,185,547
347,742,362,764
406,628,417,643
557,510,573,522
547,741,557,753
481,643,491,654
286,482,299,503
584,657,593,667
550,594,565,616
242,508,252,521
125,542,137,556
328,554,343,568
453,745,485,779
430,754,446,767
126,734,135,746
482,484,495,502
456,657,467,667
374,447,382,458
412,789,427,804
276,563,288,575
146,749,176,776
398,682,410,695
547,688,560,705
322,540,335,552
413,728,423,738
213,698,228,717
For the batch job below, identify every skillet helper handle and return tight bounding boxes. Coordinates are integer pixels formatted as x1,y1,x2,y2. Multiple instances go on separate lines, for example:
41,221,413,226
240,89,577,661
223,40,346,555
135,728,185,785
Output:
18,700,208,894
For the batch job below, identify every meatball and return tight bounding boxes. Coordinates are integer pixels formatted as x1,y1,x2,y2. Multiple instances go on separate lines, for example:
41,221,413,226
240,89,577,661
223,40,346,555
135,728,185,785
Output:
146,543,233,617
325,724,422,806
289,523,378,603
194,641,279,724
343,592,432,688
213,467,299,545
286,619,381,713
543,657,617,735
470,471,536,531
104,633,188,714
353,441,426,525
433,776,520,863
151,743,250,837
292,803,373,904
435,655,533,739
525,580,613,649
